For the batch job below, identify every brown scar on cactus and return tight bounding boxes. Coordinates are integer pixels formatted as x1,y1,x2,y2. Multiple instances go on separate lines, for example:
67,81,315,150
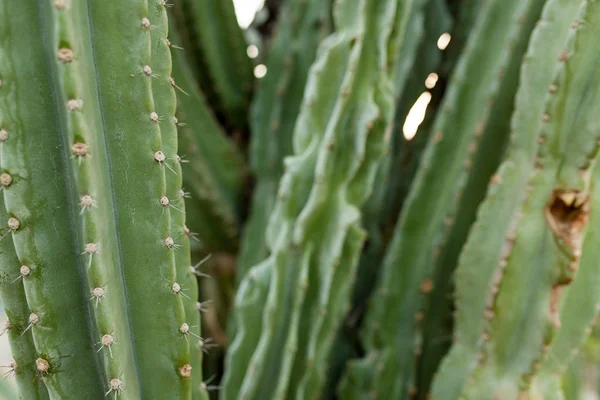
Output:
544,188,590,260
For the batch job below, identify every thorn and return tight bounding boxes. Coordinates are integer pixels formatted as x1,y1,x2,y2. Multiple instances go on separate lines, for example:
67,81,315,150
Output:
179,323,202,340
12,265,30,283
171,282,192,300
149,112,159,123
82,243,98,268
97,334,115,358
35,358,49,375
22,313,39,336
164,237,181,250
90,287,106,308
200,375,221,392
196,300,212,312
80,194,97,214
0,361,16,379
190,254,212,277
105,378,123,399
71,142,90,165
169,77,189,96
198,337,218,354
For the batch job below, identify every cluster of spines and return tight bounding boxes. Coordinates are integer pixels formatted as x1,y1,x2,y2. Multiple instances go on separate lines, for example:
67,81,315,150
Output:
431,0,598,398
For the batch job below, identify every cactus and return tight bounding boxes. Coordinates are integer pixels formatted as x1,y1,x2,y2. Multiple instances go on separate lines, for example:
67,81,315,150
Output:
3,0,600,399
236,0,333,284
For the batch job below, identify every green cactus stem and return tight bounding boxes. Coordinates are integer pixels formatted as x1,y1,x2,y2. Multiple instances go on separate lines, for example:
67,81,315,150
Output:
0,1,197,398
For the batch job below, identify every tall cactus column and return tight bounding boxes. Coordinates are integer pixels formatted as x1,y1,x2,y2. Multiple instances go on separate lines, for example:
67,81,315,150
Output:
223,0,414,398
0,1,200,398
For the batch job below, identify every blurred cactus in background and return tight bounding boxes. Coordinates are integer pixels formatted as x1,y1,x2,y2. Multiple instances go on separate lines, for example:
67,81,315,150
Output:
1,0,600,399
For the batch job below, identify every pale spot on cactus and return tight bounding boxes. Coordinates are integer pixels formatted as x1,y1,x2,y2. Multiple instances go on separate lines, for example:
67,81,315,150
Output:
149,112,159,123
7,217,19,230
80,194,97,214
67,99,82,111
141,18,151,29
0,173,11,187
0,129,8,141
143,65,152,76
90,287,105,307
84,243,98,254
97,334,115,357
548,84,558,94
179,323,190,334
36,358,49,374
542,113,551,122
172,282,181,293
179,363,192,378
53,0,66,9
20,265,30,277
101,334,114,346
164,236,175,248
72,142,89,157
57,48,73,63
154,151,166,163
106,378,123,398
419,279,433,294
160,196,169,206
558,51,569,62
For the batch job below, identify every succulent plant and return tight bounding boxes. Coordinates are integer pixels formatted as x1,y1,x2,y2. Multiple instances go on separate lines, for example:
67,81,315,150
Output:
1,0,600,399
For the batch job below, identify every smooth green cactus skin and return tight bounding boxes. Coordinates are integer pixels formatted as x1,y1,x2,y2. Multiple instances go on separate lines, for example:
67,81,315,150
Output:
236,0,333,284
431,0,590,397
222,0,414,398
0,196,48,399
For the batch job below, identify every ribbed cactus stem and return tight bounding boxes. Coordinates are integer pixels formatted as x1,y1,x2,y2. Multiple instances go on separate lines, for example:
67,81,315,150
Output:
151,3,207,399
0,0,191,397
431,0,595,397
0,196,48,398
223,0,414,398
